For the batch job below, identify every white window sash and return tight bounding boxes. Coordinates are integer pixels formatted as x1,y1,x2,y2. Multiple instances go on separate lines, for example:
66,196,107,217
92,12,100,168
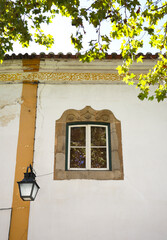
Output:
68,124,109,170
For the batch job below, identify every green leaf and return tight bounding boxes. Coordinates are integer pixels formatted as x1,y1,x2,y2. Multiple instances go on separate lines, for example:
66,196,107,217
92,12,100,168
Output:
137,55,143,63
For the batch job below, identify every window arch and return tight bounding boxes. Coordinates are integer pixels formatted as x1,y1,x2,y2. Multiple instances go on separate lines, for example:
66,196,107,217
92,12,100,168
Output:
54,106,124,180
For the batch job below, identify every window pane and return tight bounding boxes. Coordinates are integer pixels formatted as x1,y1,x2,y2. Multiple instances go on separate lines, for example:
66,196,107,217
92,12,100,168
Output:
70,148,86,168
91,148,107,168
71,127,85,146
91,127,106,146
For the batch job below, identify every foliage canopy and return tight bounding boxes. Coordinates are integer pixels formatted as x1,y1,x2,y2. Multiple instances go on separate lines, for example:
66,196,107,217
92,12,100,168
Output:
0,0,167,101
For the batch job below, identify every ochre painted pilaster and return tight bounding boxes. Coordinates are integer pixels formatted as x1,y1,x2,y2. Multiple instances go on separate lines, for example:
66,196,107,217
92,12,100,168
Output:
9,59,40,240
22,59,40,72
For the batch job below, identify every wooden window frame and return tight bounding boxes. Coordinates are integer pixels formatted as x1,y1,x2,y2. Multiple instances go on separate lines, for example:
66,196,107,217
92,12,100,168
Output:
66,122,111,171
54,106,124,180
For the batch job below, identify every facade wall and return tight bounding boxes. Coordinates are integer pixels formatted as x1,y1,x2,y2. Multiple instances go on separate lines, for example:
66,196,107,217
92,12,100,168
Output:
28,84,167,240
0,84,22,239
0,58,166,240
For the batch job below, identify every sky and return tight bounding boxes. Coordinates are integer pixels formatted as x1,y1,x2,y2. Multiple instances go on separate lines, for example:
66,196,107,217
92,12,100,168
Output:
8,4,163,56
10,14,124,56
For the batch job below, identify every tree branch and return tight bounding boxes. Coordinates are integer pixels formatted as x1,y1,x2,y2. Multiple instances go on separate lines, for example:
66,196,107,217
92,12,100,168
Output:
151,3,167,11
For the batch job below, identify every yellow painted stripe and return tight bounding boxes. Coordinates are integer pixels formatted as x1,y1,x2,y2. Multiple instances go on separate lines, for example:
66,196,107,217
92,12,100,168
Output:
22,59,40,72
9,59,40,240
9,82,38,240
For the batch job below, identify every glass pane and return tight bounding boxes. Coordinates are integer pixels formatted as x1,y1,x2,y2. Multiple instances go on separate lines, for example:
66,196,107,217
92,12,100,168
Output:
20,183,33,196
23,197,32,201
71,127,86,146
91,127,106,146
31,183,39,200
70,148,86,168
91,148,107,168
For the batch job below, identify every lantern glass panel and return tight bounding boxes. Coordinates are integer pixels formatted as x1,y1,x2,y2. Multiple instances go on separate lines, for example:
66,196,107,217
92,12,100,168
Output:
23,197,32,201
32,183,39,199
20,183,33,197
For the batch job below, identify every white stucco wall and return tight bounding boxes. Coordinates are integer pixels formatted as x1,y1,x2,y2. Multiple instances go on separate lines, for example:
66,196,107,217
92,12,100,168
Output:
0,84,22,240
28,84,167,240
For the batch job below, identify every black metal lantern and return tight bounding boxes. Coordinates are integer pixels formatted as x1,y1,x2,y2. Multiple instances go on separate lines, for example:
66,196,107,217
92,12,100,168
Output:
17,164,40,201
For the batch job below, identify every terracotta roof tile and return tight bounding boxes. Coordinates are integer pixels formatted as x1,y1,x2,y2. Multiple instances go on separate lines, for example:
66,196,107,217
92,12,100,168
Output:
4,52,161,60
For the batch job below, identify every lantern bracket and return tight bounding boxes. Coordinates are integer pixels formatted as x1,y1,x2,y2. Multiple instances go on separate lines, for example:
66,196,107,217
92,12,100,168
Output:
23,164,36,182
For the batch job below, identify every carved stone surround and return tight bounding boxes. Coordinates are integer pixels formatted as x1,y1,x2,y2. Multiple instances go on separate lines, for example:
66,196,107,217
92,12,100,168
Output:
54,106,124,180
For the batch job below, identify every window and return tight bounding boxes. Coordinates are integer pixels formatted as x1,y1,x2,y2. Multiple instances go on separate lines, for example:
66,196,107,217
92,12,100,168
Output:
54,106,124,180
66,123,111,170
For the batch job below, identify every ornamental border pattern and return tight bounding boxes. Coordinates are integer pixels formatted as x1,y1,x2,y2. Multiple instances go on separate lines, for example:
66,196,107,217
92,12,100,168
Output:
0,72,138,83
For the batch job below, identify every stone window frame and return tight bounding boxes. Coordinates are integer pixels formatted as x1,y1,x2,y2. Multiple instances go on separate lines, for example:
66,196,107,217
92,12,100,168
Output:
54,106,124,180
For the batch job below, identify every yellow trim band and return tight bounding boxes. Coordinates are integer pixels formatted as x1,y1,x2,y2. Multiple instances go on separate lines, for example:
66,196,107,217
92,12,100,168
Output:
9,59,39,240
9,82,38,240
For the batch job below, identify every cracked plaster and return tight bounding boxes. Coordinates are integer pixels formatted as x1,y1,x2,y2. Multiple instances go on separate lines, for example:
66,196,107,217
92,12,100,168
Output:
0,97,23,127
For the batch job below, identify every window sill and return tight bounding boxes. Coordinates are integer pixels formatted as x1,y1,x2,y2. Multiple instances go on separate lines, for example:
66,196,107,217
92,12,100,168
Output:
54,169,124,180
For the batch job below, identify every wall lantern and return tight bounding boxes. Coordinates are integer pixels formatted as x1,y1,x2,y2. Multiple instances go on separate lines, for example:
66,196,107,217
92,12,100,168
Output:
17,164,40,201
